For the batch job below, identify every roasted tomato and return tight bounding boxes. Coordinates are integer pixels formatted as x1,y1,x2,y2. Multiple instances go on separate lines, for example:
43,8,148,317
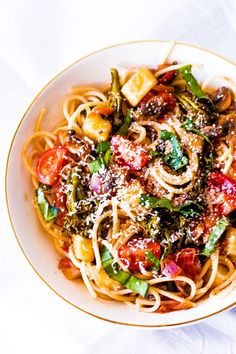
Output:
58,258,81,280
208,172,236,215
162,248,201,280
174,248,201,280
111,135,150,171
156,63,177,84
92,106,113,117
118,238,161,270
52,180,67,226
227,160,236,182
36,147,69,186
139,91,176,119
190,213,219,243
157,301,192,313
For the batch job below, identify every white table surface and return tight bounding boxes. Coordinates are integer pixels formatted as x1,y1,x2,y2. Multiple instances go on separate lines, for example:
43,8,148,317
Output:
1,0,236,353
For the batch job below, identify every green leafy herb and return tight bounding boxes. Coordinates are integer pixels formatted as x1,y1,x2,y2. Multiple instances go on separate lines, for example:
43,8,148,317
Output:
140,194,174,210
160,130,188,171
104,149,111,165
146,250,161,271
125,276,149,298
89,157,105,173
139,194,204,217
178,201,204,217
101,247,150,297
181,119,213,147
176,93,211,128
36,185,58,222
179,65,213,105
89,149,112,173
117,109,133,136
96,141,110,153
138,214,160,238
202,216,230,256
150,150,162,158
160,230,172,261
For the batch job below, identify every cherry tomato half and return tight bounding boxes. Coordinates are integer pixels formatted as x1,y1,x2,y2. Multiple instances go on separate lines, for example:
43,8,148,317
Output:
36,147,69,186
118,238,161,270
111,135,150,171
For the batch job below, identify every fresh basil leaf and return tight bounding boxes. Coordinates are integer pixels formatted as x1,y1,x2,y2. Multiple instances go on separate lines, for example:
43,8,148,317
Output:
36,185,58,222
179,65,213,105
96,141,110,153
150,150,162,158
160,130,188,171
90,146,112,173
202,216,230,256
140,194,174,210
101,247,150,297
178,201,204,217
181,119,213,147
89,157,105,173
140,194,204,217
117,109,133,136
104,149,111,165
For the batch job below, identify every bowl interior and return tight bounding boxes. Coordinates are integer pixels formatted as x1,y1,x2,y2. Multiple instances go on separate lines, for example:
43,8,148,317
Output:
6,41,236,327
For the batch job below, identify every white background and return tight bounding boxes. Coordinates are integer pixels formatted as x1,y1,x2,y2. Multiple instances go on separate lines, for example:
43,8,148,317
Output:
1,0,236,353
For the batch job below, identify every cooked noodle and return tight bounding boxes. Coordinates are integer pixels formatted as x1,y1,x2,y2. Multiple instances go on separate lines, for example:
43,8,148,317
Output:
22,44,236,313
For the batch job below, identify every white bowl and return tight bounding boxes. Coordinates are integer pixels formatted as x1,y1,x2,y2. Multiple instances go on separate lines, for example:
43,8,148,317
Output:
6,40,236,328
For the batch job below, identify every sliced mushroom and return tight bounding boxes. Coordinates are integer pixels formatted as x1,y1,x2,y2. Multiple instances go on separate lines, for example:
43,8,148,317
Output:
218,113,236,134
66,133,91,157
213,87,232,112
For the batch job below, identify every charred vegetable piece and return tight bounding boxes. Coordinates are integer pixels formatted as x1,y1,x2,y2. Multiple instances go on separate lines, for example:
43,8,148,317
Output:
179,65,212,105
213,87,231,112
66,168,86,212
36,185,58,222
117,109,133,135
107,68,122,124
139,214,160,238
176,93,211,128
202,216,230,256
181,119,213,147
140,194,203,217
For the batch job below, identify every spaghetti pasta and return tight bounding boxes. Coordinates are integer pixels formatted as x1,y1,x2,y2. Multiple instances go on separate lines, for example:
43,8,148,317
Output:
22,54,236,313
